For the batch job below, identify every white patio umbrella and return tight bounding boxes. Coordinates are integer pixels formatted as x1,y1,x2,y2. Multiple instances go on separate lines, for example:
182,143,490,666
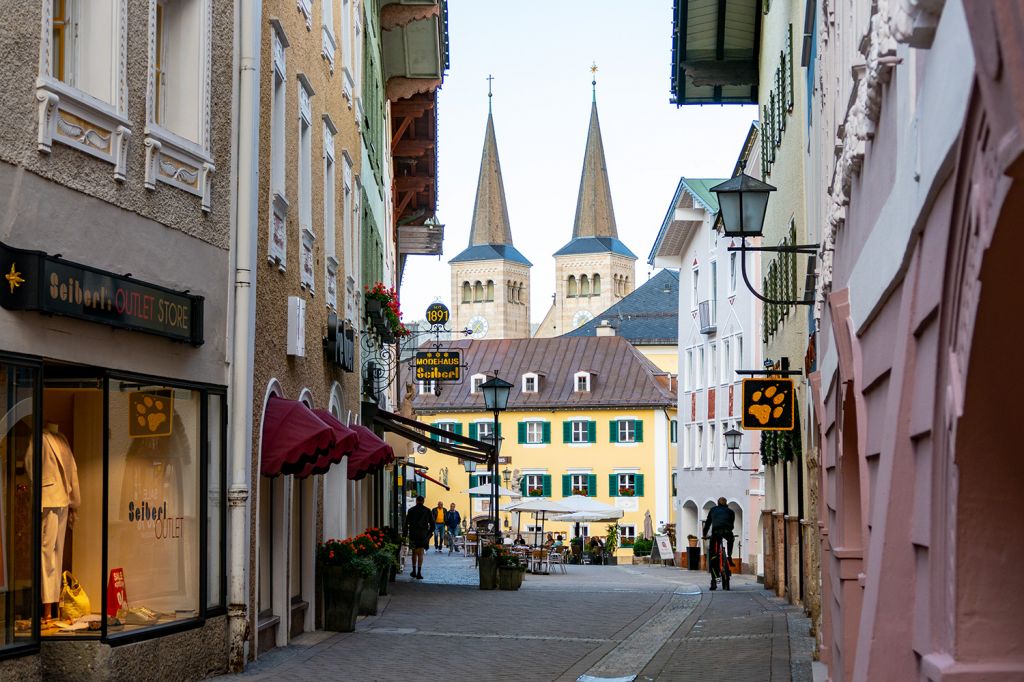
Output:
504,498,574,542
552,509,624,542
461,484,521,497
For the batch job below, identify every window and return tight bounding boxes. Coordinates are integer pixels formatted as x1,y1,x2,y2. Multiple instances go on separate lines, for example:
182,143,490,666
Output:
684,425,692,467
620,525,637,547
417,380,436,395
524,474,547,497
672,472,677,497
722,338,731,384
670,419,678,444
697,347,705,389
341,0,354,101
580,274,590,296
564,419,593,444
691,267,699,309
685,349,694,391
473,281,483,302
486,280,494,301
729,252,738,294
475,421,494,442
432,421,461,444
468,472,493,498
298,78,314,291
574,372,590,392
720,421,730,466
519,420,549,445
611,419,643,444
268,27,288,268
462,281,472,303
522,373,538,393
50,0,122,104
592,273,601,294
323,119,337,308
152,0,206,143
710,260,718,321
470,374,486,394
567,275,578,297
710,343,718,387
709,422,717,468
615,473,639,496
696,425,704,467
321,0,335,70
734,335,744,373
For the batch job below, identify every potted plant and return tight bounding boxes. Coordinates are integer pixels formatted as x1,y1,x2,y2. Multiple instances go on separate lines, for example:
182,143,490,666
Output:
346,533,383,615
478,543,502,590
374,543,400,596
497,554,524,590
605,524,619,565
687,534,699,548
632,537,653,558
318,537,377,632
364,282,412,344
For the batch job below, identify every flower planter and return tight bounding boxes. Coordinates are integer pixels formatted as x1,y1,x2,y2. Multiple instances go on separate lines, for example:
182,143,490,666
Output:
478,556,498,590
687,537,699,548
514,565,526,589
358,570,381,615
365,298,383,319
321,566,363,632
377,566,390,596
497,566,521,591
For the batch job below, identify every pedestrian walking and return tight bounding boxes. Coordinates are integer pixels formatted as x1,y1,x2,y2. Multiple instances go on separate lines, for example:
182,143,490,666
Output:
432,501,447,552
404,496,433,580
444,503,462,553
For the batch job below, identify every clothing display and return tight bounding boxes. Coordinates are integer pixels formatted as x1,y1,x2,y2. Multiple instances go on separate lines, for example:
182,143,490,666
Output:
27,427,81,605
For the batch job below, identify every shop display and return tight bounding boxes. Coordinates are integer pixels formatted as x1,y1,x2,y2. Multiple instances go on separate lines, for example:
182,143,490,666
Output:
59,571,90,620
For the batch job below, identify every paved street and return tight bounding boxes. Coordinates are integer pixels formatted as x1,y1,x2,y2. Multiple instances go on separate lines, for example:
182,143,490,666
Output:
225,552,815,681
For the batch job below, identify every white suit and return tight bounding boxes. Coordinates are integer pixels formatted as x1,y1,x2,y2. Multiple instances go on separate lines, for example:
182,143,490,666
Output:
27,430,81,603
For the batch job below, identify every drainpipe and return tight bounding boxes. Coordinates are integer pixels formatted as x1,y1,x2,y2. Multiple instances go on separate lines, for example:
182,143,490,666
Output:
228,0,262,671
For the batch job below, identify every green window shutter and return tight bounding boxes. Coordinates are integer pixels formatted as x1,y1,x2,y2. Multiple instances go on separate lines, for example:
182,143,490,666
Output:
542,422,551,444
634,420,644,443
470,474,478,491
635,474,645,496
562,474,571,497
469,423,479,440
587,474,597,496
587,421,596,443
609,474,618,497
563,421,572,443
430,422,440,441
517,422,527,444
609,420,619,443
542,475,552,497
454,423,463,436
520,477,528,496
416,480,425,497
497,423,503,438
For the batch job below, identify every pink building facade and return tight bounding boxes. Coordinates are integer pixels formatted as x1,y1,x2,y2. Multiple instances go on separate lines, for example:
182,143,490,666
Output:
806,1,1024,680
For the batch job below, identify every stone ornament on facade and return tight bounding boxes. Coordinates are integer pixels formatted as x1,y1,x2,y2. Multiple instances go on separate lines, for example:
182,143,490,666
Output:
297,0,313,31
891,0,946,48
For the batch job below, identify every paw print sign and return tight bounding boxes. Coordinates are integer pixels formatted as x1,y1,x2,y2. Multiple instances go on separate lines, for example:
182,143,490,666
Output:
128,391,174,438
741,379,795,430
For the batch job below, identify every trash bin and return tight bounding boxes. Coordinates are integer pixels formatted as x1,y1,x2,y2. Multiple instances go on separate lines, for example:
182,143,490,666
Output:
686,546,700,571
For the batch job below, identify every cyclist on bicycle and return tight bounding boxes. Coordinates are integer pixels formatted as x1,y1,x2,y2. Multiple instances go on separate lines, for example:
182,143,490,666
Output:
702,497,735,591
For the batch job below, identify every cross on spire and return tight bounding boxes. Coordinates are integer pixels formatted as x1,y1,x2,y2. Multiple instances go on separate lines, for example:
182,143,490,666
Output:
487,74,494,113
590,61,598,101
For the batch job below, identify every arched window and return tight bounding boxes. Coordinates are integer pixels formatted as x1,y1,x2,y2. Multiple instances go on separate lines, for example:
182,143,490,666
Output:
567,276,577,298
516,283,523,304
486,280,495,301
473,281,483,302
592,273,601,295
507,282,513,302
462,281,472,303
580,274,590,296
624,276,630,295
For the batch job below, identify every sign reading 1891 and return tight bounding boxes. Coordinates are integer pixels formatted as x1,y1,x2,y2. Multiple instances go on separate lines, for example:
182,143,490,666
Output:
425,302,450,326
415,351,461,382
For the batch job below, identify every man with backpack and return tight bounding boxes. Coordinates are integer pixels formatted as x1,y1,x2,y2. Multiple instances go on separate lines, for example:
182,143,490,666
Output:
404,496,433,580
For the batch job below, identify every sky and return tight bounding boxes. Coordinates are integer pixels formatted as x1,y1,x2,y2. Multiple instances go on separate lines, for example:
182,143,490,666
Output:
399,0,757,325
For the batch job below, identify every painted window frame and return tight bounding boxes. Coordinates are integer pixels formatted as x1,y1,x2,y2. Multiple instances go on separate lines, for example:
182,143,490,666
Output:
574,371,591,393
525,421,544,445
267,22,289,270
522,373,538,393
297,74,315,293
570,419,590,444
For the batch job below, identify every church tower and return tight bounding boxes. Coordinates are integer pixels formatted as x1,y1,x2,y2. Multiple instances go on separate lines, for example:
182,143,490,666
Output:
535,71,637,338
450,88,531,339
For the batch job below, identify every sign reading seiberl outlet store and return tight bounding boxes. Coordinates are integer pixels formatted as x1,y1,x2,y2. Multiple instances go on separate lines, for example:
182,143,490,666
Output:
0,240,204,345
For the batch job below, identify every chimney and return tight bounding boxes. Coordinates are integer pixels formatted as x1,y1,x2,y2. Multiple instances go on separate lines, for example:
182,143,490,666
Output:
596,320,615,337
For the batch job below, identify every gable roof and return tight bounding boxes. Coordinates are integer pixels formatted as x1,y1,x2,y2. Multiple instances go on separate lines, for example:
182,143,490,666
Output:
647,177,725,266
410,335,675,414
563,269,679,344
553,236,637,258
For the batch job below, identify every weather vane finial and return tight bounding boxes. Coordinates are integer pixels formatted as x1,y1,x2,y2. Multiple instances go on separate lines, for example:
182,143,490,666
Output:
486,74,494,113
590,61,598,101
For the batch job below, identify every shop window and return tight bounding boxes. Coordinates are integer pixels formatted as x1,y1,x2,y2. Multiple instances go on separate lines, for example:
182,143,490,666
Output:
619,525,636,547
0,361,39,653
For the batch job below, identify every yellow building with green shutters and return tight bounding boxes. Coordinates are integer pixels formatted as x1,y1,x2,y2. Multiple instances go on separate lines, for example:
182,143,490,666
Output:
409,335,676,556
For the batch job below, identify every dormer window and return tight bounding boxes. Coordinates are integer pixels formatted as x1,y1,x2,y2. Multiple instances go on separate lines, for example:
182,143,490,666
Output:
574,371,591,392
470,373,486,394
418,380,437,395
522,373,539,393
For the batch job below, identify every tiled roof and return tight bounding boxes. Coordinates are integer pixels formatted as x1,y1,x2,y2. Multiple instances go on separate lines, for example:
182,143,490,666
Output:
563,269,679,343
553,236,637,258
449,243,533,265
410,335,675,414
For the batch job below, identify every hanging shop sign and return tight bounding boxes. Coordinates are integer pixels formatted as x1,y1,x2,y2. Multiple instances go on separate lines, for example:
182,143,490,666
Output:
414,350,461,382
128,391,174,438
0,241,204,345
325,313,356,372
425,302,450,327
741,378,795,430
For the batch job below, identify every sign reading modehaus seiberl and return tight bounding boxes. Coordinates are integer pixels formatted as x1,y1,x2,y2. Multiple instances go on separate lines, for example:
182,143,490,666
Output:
414,350,461,382
0,241,204,345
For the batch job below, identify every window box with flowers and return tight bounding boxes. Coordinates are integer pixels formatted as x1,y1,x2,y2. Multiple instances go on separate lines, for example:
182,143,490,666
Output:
527,486,544,497
618,487,636,497
364,282,411,343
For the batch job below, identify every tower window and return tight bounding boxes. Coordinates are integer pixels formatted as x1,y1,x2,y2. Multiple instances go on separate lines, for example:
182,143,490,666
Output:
462,281,472,303
473,281,483,302
592,273,601,294
568,276,577,298
486,280,494,302
580,274,590,296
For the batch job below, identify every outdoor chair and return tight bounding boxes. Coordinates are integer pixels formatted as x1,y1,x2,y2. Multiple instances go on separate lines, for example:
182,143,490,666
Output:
549,549,567,574
464,534,479,557
530,549,549,574
453,535,466,554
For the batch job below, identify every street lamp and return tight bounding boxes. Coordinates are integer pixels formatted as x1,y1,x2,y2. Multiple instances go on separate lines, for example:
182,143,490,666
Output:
479,375,512,542
710,173,818,307
723,427,759,472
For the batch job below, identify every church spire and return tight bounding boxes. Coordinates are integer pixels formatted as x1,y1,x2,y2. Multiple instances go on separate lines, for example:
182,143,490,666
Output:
468,81,514,247
572,73,618,240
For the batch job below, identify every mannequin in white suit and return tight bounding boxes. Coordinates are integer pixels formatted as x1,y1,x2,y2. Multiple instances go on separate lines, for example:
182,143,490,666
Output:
27,423,81,620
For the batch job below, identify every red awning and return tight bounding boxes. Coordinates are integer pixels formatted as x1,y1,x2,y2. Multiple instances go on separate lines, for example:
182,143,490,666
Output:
294,409,359,478
261,396,336,477
414,470,449,491
347,425,395,480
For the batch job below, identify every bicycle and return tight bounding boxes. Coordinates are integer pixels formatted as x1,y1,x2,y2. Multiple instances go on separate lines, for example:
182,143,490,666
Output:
703,533,731,591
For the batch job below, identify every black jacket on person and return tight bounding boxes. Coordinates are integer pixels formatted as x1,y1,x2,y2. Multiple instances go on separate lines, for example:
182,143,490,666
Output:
405,503,433,543
444,509,461,529
702,504,735,536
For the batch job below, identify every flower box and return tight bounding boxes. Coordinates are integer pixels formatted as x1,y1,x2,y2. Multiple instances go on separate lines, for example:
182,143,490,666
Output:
618,488,635,497
527,487,544,497
572,488,589,497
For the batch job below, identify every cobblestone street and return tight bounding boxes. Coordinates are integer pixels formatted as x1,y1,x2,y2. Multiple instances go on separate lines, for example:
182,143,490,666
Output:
224,552,815,681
